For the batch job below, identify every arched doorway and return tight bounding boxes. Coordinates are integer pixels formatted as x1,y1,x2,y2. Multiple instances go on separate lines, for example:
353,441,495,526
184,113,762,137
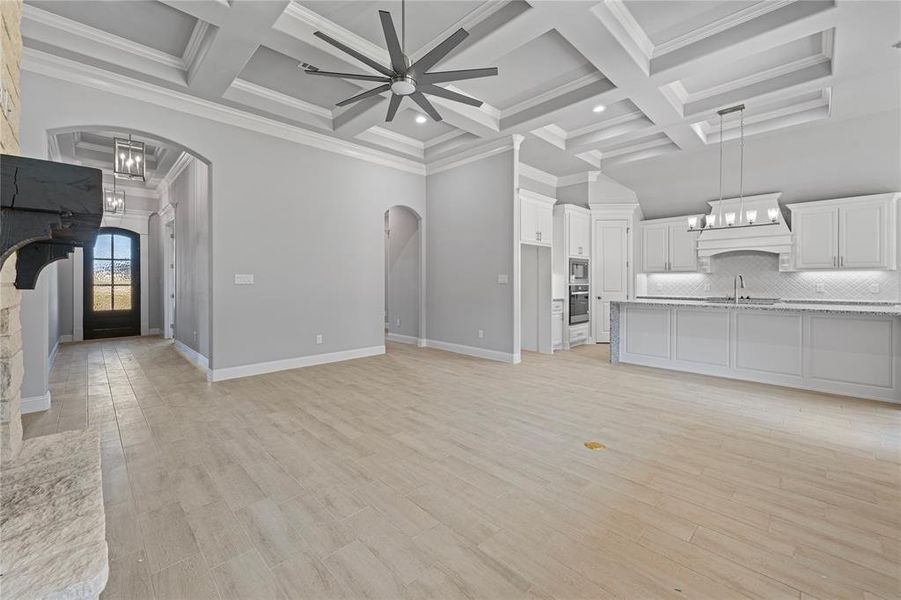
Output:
384,205,423,346
83,227,140,339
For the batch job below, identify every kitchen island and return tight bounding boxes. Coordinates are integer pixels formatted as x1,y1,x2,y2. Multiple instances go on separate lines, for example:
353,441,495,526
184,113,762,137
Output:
610,298,901,403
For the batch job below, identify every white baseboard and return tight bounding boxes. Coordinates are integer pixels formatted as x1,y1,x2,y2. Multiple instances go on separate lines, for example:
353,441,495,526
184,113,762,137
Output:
49,339,60,370
21,391,51,414
59,334,73,343
174,340,210,373
422,339,518,363
386,333,419,345
209,345,385,382
143,328,161,336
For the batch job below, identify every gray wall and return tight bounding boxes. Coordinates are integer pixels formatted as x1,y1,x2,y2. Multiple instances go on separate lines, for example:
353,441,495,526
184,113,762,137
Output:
171,159,210,356
557,182,588,206
20,267,49,398
20,71,427,372
607,109,901,219
57,257,73,339
386,206,420,339
520,175,556,198
47,262,58,359
426,150,515,354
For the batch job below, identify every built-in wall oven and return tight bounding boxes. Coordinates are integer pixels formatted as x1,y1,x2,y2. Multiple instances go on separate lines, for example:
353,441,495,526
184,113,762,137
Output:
569,284,590,325
569,258,589,285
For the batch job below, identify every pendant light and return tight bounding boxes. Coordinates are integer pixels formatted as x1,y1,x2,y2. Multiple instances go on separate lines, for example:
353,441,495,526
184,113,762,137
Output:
113,134,146,181
104,178,125,214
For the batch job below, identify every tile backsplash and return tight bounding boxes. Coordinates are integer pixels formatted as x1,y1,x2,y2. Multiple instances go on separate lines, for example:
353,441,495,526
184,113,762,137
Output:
643,252,900,301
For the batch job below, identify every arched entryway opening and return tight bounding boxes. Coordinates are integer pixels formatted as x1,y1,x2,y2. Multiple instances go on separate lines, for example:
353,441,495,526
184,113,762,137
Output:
384,205,424,347
46,125,212,367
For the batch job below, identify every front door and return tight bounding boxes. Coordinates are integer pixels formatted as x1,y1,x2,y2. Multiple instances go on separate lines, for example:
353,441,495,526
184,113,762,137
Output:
592,220,628,343
84,228,140,339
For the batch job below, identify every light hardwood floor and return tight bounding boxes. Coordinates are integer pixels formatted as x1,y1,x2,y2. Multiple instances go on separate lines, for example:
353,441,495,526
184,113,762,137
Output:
23,337,901,599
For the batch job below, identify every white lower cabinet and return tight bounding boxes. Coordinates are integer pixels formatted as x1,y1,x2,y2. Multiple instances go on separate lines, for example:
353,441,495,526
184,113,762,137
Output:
569,323,590,347
618,304,901,403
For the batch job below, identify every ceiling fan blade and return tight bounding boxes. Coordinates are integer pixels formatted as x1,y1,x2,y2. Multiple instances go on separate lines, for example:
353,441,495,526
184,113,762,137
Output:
336,84,391,107
305,69,391,83
420,67,498,84
378,10,406,73
386,94,403,122
408,28,468,77
420,84,483,108
313,31,394,77
410,92,442,122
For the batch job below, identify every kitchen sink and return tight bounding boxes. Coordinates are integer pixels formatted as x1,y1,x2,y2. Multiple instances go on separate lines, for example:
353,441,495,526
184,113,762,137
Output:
703,297,781,305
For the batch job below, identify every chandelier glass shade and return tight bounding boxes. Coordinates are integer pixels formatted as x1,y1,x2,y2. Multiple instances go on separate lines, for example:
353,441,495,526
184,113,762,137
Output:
113,136,145,181
104,182,125,214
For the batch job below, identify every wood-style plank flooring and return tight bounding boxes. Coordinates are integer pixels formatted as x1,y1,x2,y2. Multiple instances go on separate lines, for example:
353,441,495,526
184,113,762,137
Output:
23,337,901,599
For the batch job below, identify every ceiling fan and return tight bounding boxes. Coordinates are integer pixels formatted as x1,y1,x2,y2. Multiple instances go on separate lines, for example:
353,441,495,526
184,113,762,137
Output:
303,0,498,122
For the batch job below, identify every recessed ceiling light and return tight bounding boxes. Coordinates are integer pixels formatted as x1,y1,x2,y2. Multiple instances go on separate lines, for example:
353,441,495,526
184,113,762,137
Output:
415,114,427,124
593,104,606,113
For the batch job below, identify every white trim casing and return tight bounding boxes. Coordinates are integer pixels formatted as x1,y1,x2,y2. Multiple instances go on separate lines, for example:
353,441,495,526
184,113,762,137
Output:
422,339,519,364
386,333,420,345
209,345,385,382
174,340,209,372
21,392,52,414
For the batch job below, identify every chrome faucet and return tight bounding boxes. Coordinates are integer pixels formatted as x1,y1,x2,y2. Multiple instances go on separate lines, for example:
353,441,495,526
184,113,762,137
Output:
733,274,745,304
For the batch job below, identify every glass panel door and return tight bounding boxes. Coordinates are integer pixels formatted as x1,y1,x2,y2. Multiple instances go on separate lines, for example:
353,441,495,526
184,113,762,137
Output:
84,228,140,339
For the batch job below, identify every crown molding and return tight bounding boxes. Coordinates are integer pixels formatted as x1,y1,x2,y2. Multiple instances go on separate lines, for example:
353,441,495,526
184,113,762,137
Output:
519,163,558,187
426,136,517,175
279,2,391,68
23,48,427,176
229,78,332,119
24,5,186,71
503,72,607,118
519,188,557,206
182,20,212,69
530,125,567,150
156,151,194,193
557,171,601,187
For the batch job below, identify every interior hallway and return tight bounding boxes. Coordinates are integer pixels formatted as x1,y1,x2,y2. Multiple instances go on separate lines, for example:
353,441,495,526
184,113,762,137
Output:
25,338,901,600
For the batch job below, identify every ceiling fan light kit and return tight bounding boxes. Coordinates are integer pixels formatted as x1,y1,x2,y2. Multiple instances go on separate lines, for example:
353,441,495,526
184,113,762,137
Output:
304,0,498,122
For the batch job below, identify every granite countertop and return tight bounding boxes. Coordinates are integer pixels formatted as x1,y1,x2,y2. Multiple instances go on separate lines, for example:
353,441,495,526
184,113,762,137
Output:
615,297,901,317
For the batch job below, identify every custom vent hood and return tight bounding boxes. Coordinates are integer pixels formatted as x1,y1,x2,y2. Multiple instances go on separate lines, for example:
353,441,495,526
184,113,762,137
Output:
696,192,793,272
1,154,103,289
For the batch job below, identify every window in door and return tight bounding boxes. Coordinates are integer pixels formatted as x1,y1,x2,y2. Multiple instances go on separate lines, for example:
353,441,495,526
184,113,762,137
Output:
84,228,140,339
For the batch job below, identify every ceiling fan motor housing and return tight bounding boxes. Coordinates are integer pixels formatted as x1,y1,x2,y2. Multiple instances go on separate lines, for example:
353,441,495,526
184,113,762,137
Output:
391,75,416,96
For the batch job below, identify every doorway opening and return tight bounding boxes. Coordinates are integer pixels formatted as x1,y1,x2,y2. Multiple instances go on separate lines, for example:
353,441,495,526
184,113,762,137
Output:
84,228,140,339
520,244,553,354
384,205,422,347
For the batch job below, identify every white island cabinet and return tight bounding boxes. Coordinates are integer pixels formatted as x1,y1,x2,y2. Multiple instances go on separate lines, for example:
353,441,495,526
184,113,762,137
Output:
610,299,901,403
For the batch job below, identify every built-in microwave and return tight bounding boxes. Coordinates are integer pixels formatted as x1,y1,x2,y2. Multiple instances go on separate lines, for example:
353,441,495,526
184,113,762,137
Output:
569,258,589,285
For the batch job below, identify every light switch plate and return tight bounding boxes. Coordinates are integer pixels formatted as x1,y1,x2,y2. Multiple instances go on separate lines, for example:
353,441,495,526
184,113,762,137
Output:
497,274,509,284
234,273,254,285
315,334,323,344
477,329,484,339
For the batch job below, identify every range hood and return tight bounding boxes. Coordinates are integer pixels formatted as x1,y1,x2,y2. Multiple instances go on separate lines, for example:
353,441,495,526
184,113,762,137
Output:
696,192,793,272
1,154,103,289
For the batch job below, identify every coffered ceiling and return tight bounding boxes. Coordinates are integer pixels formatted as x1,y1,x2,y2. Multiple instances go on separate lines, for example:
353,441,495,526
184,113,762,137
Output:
20,0,901,178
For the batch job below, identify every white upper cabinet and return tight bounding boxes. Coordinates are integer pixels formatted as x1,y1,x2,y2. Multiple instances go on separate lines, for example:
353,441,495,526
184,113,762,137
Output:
789,194,898,270
641,222,669,272
567,211,590,257
640,218,701,273
520,190,555,246
669,226,700,272
794,208,839,269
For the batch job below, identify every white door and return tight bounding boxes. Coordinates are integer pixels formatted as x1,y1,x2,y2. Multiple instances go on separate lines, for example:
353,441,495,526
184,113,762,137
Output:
641,223,669,272
568,212,589,257
593,220,628,343
840,202,887,268
794,208,838,269
668,225,699,272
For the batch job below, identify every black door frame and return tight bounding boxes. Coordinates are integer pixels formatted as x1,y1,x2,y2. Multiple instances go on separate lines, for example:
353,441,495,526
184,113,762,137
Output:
83,227,141,339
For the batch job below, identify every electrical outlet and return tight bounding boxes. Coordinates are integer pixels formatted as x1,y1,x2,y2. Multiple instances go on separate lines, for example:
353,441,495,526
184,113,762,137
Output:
395,318,401,327
815,283,825,294
315,334,323,344
497,274,509,284
234,273,254,285
477,329,484,339
870,283,881,294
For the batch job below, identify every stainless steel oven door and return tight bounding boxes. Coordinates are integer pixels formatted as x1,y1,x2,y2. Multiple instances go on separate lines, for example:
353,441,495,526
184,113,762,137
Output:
569,288,590,325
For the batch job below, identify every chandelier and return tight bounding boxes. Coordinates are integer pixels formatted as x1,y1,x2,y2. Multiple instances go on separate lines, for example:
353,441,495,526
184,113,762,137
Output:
688,104,780,231
104,179,125,214
113,135,145,181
